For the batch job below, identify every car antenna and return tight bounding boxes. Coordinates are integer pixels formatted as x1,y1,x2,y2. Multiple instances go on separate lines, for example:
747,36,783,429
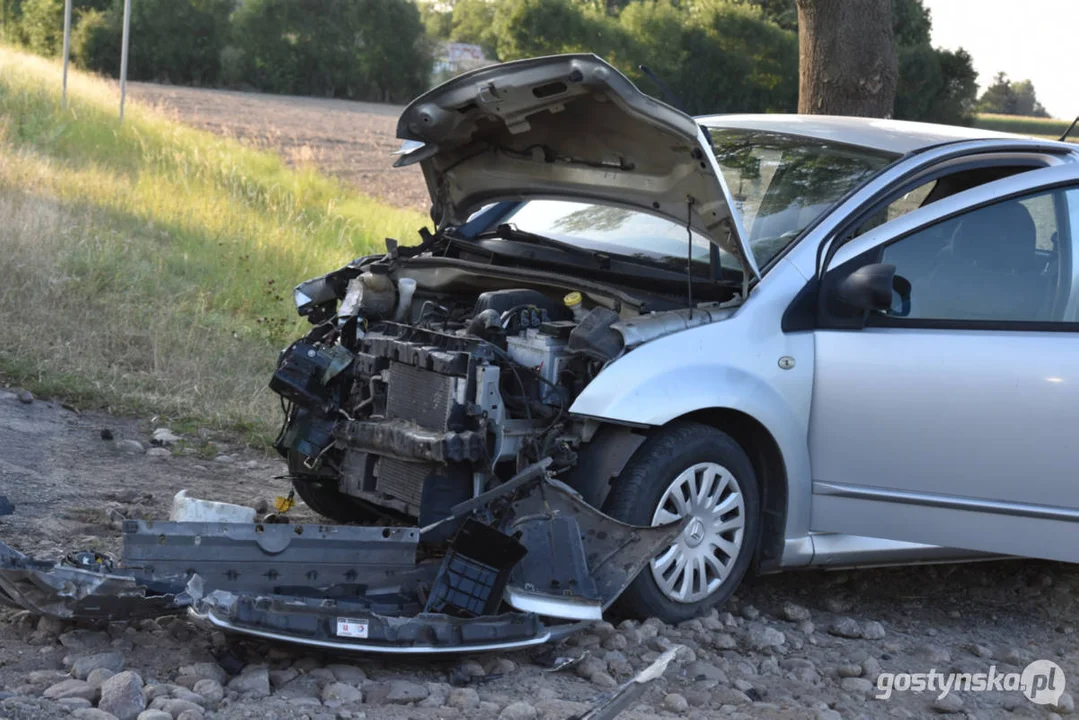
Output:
685,198,694,319
1059,116,1079,143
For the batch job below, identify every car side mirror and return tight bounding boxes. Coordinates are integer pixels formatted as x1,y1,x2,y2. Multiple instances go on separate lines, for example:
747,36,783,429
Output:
836,263,897,313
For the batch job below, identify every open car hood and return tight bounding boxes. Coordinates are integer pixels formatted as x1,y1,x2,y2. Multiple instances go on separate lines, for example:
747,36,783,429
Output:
394,54,760,280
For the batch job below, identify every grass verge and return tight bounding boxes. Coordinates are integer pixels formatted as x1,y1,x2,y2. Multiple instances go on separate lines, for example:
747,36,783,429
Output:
974,113,1075,141
0,46,429,443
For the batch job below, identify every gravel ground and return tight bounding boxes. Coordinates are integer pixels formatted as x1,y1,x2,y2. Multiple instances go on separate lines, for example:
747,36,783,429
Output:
125,83,430,213
0,388,1076,720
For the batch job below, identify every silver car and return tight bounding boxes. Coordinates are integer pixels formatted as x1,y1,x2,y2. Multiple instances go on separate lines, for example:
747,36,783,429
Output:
273,54,1079,624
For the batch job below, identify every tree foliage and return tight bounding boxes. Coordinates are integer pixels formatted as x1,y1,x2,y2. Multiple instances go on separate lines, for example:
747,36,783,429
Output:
232,0,430,102
977,72,1049,117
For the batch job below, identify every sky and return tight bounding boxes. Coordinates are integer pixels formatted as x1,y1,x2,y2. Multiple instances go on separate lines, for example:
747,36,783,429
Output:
923,0,1073,119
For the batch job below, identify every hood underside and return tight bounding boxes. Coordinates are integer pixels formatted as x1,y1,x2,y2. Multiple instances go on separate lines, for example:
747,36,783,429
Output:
395,53,759,279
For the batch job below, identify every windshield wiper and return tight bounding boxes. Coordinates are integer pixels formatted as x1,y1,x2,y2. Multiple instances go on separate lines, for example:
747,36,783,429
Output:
480,224,614,268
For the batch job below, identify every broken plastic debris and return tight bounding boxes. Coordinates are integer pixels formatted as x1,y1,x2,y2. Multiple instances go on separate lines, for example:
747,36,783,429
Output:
169,490,256,524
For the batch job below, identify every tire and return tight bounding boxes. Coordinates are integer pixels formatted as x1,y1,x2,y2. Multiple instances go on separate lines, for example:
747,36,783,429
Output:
603,422,760,624
290,477,383,524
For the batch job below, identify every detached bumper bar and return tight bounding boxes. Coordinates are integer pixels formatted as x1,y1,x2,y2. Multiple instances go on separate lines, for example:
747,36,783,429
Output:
0,465,682,654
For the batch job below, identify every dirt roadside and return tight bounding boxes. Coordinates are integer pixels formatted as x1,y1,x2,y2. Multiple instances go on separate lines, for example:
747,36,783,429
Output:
0,388,1076,719
126,83,430,213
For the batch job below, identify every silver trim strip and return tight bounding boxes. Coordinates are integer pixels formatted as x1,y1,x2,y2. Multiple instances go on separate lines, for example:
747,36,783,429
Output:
814,481,1079,522
503,588,603,621
190,609,553,654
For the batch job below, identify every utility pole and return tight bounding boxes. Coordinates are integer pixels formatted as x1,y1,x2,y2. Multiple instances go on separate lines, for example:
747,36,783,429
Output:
61,0,72,108
119,0,132,121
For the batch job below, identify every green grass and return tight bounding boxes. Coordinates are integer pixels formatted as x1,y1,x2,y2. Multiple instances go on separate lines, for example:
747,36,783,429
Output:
0,46,429,443
974,113,1075,141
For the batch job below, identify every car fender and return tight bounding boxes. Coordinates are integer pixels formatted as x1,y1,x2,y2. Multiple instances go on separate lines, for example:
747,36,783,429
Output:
568,298,816,567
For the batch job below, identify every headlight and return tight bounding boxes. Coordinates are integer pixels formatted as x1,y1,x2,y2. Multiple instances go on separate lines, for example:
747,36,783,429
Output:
294,287,314,313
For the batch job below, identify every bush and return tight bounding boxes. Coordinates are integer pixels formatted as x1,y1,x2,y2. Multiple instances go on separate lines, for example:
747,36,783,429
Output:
233,0,430,102
218,44,247,88
71,7,120,75
71,0,232,84
18,0,64,55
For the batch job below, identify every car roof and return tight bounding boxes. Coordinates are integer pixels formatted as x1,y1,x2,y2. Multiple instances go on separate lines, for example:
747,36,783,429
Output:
697,113,1025,155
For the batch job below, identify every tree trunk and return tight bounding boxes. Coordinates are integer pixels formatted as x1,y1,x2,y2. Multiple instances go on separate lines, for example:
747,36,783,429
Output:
796,0,898,118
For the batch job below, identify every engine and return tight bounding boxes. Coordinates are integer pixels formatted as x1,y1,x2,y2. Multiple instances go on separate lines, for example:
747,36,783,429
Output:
269,263,625,528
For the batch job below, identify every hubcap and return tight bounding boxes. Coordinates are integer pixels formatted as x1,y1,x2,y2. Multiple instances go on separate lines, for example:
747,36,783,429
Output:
649,462,746,604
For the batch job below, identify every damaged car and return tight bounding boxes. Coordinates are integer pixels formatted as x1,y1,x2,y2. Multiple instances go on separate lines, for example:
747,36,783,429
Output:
6,53,1079,651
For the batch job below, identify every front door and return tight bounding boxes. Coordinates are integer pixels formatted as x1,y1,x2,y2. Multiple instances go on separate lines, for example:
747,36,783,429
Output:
809,166,1079,562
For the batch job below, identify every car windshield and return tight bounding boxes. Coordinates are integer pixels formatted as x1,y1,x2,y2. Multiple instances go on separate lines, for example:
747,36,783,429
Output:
493,127,896,276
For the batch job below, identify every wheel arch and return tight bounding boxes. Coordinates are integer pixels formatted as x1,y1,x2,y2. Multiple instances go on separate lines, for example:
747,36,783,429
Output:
672,408,788,573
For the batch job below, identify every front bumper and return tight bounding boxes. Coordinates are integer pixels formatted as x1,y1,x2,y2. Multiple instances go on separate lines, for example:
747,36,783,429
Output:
0,464,682,654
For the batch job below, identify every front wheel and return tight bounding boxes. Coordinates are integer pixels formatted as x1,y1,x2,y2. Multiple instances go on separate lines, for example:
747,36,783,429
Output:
603,422,759,624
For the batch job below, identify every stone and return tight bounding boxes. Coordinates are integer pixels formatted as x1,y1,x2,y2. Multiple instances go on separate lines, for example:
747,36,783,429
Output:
918,644,952,664
27,670,68,684
499,701,538,720
383,680,429,704
146,448,171,460
663,693,689,713
191,679,222,706
98,671,146,720
932,694,964,713
87,668,116,688
575,655,607,681
325,664,366,685
591,672,618,689
293,656,321,673
836,663,862,678
43,679,97,702
457,659,486,677
447,687,480,710
307,668,336,683
1053,692,1075,714
828,617,862,639
60,630,111,651
149,698,202,717
321,682,363,707
780,601,811,622
746,623,786,650
175,711,204,720
16,389,34,404
226,668,269,697
602,633,628,651
170,688,205,706
839,677,874,695
711,633,737,650
212,454,235,463
115,440,145,455
487,657,517,675
741,605,760,620
686,661,727,683
151,428,180,445
861,621,887,640
178,663,227,686
72,652,126,680
136,712,172,720
71,710,119,720
57,697,93,710
268,668,298,688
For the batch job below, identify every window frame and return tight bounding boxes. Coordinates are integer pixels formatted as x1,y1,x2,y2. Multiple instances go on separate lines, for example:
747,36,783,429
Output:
816,172,1079,333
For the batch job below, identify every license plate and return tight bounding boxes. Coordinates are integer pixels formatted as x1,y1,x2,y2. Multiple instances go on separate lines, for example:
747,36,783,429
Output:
335,617,369,638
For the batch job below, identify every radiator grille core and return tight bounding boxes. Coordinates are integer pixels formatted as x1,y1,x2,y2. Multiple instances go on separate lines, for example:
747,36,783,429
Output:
377,458,430,510
385,362,456,429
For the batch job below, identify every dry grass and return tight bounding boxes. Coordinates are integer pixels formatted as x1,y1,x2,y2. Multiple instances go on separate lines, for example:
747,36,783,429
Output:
0,46,430,442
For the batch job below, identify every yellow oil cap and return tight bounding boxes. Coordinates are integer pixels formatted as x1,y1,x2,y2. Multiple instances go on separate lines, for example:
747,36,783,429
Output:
564,291,582,308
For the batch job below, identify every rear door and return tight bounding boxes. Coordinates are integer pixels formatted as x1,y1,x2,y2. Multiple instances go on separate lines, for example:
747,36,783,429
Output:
808,163,1079,561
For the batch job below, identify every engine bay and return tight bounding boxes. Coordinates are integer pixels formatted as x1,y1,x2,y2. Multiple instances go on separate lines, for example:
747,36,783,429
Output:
271,251,633,526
